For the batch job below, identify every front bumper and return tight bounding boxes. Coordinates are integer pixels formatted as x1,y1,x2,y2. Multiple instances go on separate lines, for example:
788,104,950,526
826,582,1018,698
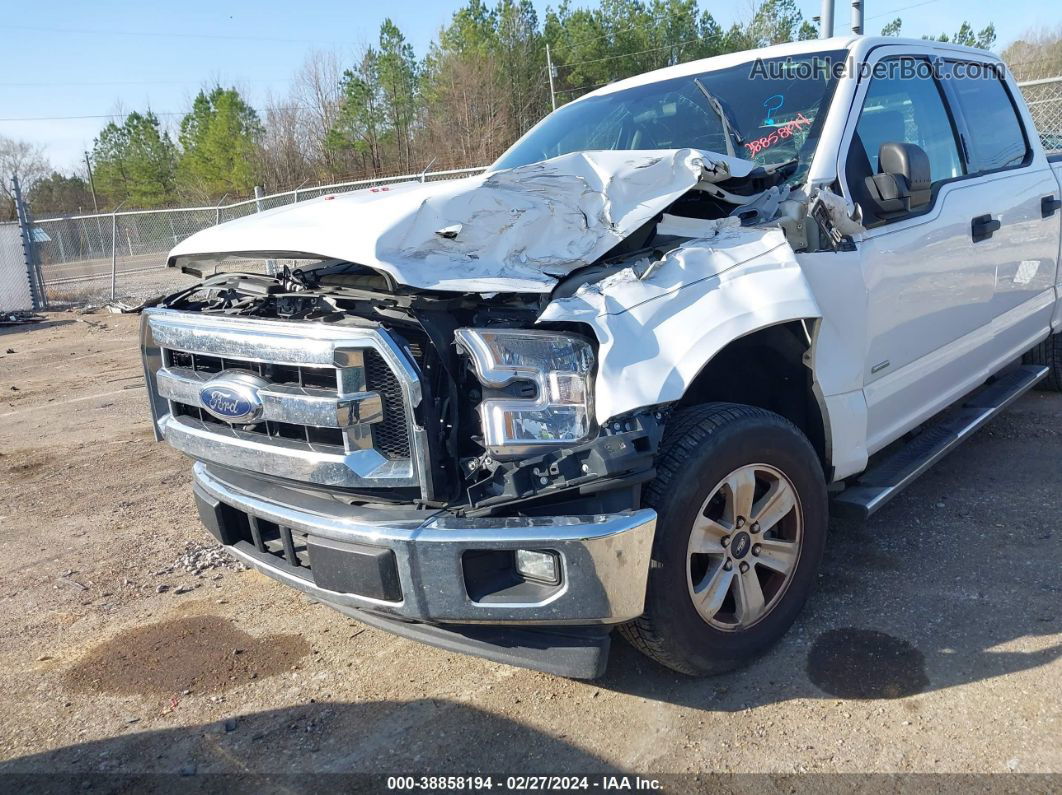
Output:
193,463,657,627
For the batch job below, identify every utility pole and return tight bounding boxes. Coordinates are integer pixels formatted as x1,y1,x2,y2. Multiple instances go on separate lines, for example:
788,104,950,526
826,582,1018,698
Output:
851,0,864,35
84,150,106,258
819,0,834,38
109,200,127,301
83,150,99,213
546,43,557,112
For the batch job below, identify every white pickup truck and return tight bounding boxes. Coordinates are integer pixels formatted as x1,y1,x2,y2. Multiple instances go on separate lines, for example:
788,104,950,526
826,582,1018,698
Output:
141,35,1062,678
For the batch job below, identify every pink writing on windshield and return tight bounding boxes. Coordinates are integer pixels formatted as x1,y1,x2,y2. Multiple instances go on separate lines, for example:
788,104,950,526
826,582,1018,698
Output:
743,112,813,157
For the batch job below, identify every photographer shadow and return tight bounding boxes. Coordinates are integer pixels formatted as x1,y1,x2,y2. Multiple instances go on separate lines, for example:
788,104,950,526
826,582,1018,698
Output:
0,698,622,788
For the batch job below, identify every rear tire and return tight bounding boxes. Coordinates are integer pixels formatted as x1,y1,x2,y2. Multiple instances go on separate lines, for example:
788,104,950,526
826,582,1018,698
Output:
620,403,828,676
1023,333,1062,392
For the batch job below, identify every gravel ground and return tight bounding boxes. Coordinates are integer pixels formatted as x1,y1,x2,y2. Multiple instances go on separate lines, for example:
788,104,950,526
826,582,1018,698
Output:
0,314,1059,786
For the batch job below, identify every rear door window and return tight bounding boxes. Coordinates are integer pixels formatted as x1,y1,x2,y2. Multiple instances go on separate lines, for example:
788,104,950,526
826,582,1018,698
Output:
946,65,1030,172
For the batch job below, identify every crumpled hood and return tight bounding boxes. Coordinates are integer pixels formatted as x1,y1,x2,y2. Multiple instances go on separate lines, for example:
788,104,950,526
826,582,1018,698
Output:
169,148,760,293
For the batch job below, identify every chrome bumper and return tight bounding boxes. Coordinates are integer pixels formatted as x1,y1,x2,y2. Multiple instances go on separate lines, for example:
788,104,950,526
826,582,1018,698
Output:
194,463,657,625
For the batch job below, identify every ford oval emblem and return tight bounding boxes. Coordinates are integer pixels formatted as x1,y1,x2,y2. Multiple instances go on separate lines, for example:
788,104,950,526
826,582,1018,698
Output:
198,371,268,424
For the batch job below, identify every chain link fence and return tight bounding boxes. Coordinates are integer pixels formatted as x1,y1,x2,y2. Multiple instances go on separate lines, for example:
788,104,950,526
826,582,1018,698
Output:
26,167,484,307
1018,75,1062,156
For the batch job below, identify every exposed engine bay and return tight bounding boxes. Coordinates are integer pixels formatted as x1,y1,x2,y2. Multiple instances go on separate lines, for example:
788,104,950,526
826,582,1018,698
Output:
153,148,861,516
155,263,667,517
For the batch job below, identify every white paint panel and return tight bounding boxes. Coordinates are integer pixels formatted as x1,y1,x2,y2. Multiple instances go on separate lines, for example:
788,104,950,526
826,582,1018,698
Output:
540,227,822,422
822,390,870,480
864,289,1055,452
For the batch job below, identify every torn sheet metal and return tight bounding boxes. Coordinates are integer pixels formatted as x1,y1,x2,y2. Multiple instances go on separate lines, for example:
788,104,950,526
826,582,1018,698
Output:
541,221,785,320
540,224,822,422
810,187,865,240
168,148,761,294
728,185,790,225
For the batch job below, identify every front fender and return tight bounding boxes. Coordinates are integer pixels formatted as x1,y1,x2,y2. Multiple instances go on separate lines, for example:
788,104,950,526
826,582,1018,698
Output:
539,227,821,422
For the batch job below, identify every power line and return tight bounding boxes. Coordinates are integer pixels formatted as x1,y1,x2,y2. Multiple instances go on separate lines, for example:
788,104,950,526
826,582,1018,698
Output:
0,78,293,88
557,13,673,52
553,81,611,96
0,105,310,123
0,112,174,122
562,37,703,70
0,110,182,121
549,29,733,103
3,23,348,46
865,0,947,23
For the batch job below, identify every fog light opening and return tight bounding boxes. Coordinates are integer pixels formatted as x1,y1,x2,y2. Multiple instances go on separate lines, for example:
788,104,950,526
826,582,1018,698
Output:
515,549,561,585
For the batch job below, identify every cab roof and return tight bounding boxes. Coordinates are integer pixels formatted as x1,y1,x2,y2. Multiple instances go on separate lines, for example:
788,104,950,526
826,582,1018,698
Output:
581,35,1004,99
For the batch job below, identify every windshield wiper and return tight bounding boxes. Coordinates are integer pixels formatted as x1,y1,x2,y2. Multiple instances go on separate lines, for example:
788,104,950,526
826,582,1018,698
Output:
693,78,744,159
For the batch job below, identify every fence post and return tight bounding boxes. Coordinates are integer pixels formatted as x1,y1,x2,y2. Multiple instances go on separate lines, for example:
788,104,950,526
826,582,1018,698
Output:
109,201,126,301
109,212,117,301
293,177,310,204
215,194,230,225
11,174,47,311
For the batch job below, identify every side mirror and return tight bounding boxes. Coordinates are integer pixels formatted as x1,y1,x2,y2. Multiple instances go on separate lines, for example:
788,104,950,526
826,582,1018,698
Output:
863,142,932,215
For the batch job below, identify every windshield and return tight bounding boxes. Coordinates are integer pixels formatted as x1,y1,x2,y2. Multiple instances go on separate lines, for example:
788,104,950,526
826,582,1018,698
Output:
493,50,845,180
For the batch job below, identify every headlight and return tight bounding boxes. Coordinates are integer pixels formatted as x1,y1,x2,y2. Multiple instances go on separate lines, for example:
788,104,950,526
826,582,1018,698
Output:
454,328,595,458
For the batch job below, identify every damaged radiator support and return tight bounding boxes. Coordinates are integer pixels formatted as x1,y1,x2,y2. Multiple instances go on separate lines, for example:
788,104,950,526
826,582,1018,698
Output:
463,412,665,515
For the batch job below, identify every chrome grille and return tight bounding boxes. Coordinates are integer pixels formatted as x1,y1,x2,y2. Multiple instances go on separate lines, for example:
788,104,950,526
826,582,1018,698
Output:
165,350,347,449
364,348,411,459
141,308,431,496
166,350,338,388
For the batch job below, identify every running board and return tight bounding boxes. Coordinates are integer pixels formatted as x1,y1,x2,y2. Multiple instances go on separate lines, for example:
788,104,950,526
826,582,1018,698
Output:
832,365,1048,520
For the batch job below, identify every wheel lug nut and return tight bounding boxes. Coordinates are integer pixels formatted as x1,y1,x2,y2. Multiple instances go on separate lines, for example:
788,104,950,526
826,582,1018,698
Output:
736,517,746,529
750,522,760,533
723,560,733,571
721,536,730,548
739,561,750,574
752,544,761,556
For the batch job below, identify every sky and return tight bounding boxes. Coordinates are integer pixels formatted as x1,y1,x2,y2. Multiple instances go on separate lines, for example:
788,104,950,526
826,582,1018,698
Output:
0,0,1045,172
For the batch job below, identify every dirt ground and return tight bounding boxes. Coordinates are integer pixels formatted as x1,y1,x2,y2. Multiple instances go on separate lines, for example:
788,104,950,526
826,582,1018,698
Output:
0,313,1059,784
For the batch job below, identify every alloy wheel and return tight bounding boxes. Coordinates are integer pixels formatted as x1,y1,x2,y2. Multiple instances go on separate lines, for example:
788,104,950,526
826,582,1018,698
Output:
686,463,803,631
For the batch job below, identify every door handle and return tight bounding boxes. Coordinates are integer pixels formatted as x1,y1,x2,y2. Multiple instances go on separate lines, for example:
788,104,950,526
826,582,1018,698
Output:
971,214,1000,243
1043,195,1062,218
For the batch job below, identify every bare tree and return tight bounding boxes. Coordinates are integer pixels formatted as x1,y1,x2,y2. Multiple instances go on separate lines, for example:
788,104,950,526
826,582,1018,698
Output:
0,135,51,220
293,50,343,179
1004,25,1062,81
421,50,510,169
256,94,314,191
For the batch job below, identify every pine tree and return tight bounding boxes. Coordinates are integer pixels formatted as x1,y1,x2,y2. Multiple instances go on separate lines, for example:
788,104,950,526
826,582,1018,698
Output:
178,87,263,200
91,111,178,208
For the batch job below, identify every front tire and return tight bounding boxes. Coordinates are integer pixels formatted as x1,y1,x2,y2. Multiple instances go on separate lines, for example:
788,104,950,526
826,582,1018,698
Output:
621,403,828,676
